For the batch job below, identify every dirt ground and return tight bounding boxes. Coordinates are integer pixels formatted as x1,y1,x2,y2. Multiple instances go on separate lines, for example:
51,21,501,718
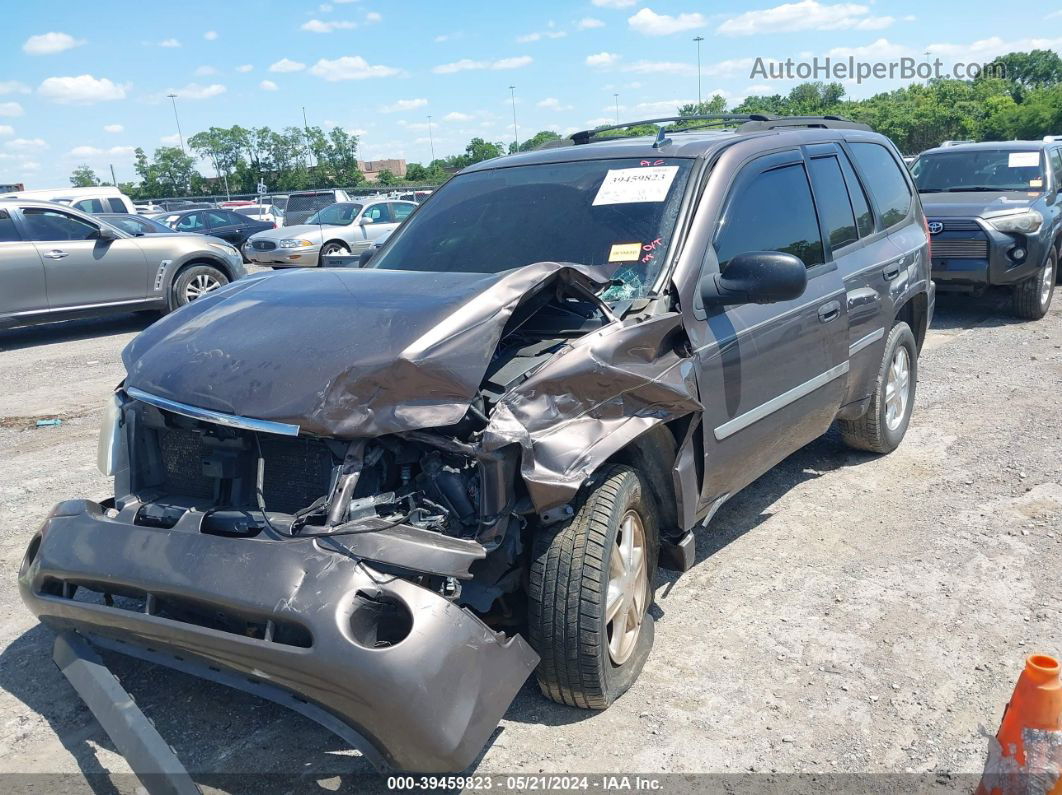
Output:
0,289,1059,793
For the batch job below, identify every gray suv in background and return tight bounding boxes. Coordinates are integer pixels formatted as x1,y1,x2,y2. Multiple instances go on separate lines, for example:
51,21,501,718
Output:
19,115,932,773
0,199,246,329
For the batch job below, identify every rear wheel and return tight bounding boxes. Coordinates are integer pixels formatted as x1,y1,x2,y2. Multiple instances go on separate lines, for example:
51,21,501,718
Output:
839,321,917,454
169,264,228,311
1012,250,1056,320
528,465,659,710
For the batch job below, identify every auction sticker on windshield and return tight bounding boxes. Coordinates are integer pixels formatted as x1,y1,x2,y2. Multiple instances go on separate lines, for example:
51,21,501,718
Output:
593,166,679,205
609,242,643,262
1008,152,1040,168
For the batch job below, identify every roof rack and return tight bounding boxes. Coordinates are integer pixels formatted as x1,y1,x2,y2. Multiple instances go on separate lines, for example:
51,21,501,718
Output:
566,114,871,146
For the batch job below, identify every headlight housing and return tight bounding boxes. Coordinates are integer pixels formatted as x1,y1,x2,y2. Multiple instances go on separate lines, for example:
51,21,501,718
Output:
986,210,1043,235
279,239,315,248
208,242,240,258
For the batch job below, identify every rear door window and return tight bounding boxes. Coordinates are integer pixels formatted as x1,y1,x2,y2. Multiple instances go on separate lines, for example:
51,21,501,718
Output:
715,163,824,270
808,157,858,251
0,209,20,241
363,204,392,223
73,198,106,214
837,151,875,237
389,202,415,222
175,212,205,232
106,198,127,213
849,142,912,229
206,210,236,229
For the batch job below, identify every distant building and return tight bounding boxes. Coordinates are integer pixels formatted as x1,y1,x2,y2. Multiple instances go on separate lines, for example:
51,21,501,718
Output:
358,159,407,182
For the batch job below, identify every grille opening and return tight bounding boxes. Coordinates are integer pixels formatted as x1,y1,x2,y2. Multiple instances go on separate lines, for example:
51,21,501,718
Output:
40,577,313,648
348,590,413,649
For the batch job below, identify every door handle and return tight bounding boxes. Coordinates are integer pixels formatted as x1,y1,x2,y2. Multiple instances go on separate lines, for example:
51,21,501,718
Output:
817,300,841,323
883,258,904,280
43,249,69,259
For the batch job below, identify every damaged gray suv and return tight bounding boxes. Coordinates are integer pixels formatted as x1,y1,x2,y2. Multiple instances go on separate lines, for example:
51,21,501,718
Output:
19,115,933,777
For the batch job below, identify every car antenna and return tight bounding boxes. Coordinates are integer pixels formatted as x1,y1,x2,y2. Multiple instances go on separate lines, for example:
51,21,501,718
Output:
653,126,673,150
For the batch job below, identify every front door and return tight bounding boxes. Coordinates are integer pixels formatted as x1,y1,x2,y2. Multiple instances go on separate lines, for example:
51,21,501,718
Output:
20,206,149,309
688,151,849,502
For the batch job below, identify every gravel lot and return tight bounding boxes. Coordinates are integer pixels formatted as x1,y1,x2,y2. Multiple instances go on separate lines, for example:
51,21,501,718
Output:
0,288,1059,793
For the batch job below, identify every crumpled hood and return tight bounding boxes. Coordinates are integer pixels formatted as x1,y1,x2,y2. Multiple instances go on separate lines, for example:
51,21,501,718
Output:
122,263,609,438
919,191,1039,218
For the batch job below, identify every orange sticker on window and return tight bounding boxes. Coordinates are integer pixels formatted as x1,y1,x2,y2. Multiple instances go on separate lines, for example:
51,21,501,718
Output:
609,242,642,262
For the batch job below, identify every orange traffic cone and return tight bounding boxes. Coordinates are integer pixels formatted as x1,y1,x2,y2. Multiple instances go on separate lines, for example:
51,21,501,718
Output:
977,654,1062,795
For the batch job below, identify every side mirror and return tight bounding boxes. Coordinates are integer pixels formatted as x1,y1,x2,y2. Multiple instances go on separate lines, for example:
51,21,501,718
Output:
359,216,375,225
700,251,807,306
358,249,375,267
97,225,119,241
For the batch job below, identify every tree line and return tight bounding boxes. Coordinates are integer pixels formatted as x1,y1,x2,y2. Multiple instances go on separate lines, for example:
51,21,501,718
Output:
70,49,1062,198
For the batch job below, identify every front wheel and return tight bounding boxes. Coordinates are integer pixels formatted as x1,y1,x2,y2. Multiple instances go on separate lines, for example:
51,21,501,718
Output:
1012,250,1056,320
528,465,659,710
838,321,918,454
169,264,228,311
319,241,351,262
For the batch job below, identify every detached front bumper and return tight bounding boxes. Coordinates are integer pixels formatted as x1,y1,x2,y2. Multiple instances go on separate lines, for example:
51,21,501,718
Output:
18,500,538,773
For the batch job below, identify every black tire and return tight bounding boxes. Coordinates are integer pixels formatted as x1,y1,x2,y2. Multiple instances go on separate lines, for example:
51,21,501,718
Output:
168,264,229,312
839,321,917,454
1012,250,1056,320
528,465,659,710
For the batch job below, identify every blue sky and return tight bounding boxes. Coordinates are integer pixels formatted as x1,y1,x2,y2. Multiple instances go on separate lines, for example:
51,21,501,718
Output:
2,0,1062,188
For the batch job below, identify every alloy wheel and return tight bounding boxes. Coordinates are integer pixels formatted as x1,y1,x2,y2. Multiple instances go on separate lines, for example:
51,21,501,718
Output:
184,273,222,302
1040,259,1055,309
884,346,911,431
605,509,649,665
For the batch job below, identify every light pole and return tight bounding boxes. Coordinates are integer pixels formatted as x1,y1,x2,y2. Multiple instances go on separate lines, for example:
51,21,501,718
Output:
166,93,185,153
614,93,620,123
508,85,519,151
693,36,704,106
427,115,435,163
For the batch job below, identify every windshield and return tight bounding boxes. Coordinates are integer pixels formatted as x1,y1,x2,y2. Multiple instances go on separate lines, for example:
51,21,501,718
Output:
369,157,693,299
306,202,362,225
912,149,1045,192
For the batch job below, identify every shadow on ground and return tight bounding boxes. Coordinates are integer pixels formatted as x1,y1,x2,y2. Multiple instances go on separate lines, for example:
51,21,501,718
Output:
0,313,154,353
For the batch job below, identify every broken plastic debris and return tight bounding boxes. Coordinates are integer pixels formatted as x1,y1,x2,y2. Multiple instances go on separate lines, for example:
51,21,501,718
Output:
35,419,62,427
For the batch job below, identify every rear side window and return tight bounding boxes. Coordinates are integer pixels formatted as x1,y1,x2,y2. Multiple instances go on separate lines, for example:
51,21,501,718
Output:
837,151,875,237
390,202,415,221
0,209,20,242
715,163,824,270
73,198,106,214
106,198,126,213
808,157,858,251
849,142,912,228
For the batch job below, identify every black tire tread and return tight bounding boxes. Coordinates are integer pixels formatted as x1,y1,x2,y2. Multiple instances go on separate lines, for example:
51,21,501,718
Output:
838,321,914,454
1011,251,1055,320
528,465,637,710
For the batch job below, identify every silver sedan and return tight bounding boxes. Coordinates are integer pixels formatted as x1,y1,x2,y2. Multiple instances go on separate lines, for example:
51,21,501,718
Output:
243,199,416,267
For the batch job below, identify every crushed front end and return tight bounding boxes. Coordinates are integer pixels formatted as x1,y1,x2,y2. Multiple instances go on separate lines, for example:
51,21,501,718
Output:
18,388,540,772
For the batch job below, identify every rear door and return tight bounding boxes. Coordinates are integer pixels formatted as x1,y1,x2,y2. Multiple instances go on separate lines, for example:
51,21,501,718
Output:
0,208,49,322
20,206,149,308
205,210,244,244
806,144,902,407
692,150,849,501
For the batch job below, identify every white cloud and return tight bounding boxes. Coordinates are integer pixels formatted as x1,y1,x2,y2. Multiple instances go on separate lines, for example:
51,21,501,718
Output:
623,60,696,76
259,80,279,91
443,111,473,121
158,38,181,48
68,144,134,158
204,30,218,40
167,83,227,100
38,75,128,104
1046,10,1062,19
827,38,912,59
5,137,48,152
927,35,1062,61
236,64,254,73
628,8,707,36
309,56,402,81
718,1,893,36
592,0,635,7
23,32,85,55
0,102,23,117
537,97,573,110
586,51,621,68
576,17,606,30
365,11,382,23
194,65,217,76
517,30,567,43
0,125,13,137
381,98,428,112
160,134,182,146
269,58,306,73
103,123,124,133
0,81,30,95
629,98,697,115
433,55,532,73
21,161,40,172
301,19,357,33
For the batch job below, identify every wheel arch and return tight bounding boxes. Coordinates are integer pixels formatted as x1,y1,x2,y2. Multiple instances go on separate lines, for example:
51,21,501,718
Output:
893,290,929,352
321,238,351,252
169,255,237,285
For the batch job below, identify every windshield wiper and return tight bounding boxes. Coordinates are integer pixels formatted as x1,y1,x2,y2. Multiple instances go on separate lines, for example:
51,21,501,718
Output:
940,186,1007,192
